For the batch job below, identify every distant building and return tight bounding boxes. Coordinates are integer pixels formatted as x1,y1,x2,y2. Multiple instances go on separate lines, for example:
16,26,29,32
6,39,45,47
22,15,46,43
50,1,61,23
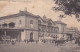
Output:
54,21,67,40
67,27,79,40
0,10,67,42
38,15,59,40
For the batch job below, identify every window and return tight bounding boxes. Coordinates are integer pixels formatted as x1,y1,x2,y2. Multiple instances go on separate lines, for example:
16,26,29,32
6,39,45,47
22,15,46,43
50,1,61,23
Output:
51,27,53,32
42,26,46,32
48,27,50,32
38,20,41,25
19,20,22,25
9,22,15,28
30,20,33,28
63,27,65,32
54,28,55,33
2,23,7,28
54,27,59,33
42,26,44,31
48,23,52,26
39,28,41,31
56,29,58,33
63,35,64,37
0,24,1,28
54,28,57,33
30,20,33,24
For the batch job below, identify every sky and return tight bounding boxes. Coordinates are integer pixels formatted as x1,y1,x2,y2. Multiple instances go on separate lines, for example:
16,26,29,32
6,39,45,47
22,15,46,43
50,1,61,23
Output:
0,0,80,30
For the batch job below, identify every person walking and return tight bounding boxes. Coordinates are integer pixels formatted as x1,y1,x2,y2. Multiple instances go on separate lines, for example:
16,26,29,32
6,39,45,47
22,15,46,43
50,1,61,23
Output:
24,39,26,43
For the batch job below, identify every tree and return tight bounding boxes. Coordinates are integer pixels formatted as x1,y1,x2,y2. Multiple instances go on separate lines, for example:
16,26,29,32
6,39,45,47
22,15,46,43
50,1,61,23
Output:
53,0,80,21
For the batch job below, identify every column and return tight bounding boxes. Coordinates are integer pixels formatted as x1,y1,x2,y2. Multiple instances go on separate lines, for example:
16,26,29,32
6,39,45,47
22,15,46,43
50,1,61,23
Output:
4,31,6,36
21,30,26,41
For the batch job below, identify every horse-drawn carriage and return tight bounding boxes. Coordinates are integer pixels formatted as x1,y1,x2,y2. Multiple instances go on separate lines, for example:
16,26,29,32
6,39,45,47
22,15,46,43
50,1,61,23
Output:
40,37,66,46
40,37,56,43
54,39,66,46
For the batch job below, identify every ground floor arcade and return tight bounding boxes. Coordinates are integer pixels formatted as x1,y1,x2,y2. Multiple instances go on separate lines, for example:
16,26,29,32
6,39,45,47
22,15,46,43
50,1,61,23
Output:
0,29,39,42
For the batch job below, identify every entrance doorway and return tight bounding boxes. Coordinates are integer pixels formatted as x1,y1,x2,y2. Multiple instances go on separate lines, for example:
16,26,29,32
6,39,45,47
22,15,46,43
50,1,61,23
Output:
30,32,33,41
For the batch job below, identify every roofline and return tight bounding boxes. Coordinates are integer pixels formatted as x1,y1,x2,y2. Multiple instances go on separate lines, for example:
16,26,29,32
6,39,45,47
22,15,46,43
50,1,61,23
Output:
54,21,67,25
0,10,40,20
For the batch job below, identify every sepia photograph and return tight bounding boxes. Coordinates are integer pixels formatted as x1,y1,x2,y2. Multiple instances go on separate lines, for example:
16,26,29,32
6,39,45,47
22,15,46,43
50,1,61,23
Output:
0,0,80,52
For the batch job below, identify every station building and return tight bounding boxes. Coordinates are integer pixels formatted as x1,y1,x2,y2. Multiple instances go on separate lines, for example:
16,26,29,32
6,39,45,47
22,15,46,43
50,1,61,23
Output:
0,10,67,42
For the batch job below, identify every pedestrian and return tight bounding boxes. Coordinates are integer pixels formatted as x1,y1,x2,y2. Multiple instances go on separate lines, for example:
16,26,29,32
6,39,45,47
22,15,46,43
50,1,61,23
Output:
24,39,26,43
12,40,14,45
12,40,16,45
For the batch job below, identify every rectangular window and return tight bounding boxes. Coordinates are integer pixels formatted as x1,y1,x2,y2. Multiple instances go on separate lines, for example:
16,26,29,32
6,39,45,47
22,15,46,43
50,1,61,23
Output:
30,20,33,24
48,27,50,32
19,20,22,25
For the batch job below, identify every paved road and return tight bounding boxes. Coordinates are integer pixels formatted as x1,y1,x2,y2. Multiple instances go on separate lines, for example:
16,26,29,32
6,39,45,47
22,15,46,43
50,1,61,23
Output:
0,42,80,52
58,41,80,52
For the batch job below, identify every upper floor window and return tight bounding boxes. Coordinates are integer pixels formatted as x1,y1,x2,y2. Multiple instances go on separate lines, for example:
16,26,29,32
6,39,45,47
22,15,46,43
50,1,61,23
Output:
39,28,41,31
51,27,53,32
48,27,50,32
19,20,22,25
54,27,59,33
30,20,34,28
63,27,65,32
0,24,1,28
2,23,7,28
55,29,58,33
48,23,52,26
9,22,15,28
30,20,33,24
38,20,41,25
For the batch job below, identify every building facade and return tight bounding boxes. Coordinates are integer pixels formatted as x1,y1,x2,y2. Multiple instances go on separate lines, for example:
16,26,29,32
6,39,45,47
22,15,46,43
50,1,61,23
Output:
67,27,80,40
0,10,67,42
54,21,67,40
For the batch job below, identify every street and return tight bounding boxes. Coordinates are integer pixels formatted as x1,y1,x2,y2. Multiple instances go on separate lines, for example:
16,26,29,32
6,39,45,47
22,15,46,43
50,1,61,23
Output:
0,41,80,52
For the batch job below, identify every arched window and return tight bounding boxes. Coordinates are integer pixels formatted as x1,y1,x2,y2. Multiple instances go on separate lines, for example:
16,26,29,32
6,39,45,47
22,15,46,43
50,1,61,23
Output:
38,20,41,25
30,20,33,24
9,22,15,28
2,23,7,28
30,20,33,28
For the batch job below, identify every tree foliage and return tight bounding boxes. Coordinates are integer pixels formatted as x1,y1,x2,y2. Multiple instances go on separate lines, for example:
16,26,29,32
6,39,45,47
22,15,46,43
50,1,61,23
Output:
53,0,80,21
